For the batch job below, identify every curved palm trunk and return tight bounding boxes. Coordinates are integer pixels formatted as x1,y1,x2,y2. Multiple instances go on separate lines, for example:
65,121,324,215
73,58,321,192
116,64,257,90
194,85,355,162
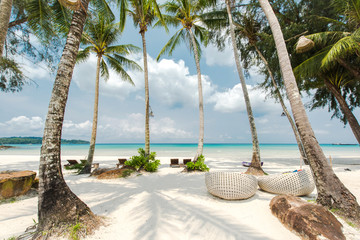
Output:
37,0,98,234
81,56,101,174
141,31,150,156
259,0,360,225
0,0,13,56
189,28,204,161
253,45,308,164
226,1,264,175
324,79,360,144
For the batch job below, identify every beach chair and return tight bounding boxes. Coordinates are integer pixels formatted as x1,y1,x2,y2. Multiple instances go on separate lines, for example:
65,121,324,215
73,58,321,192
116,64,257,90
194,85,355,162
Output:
65,159,79,167
170,158,180,168
205,172,258,200
183,159,191,165
117,158,127,168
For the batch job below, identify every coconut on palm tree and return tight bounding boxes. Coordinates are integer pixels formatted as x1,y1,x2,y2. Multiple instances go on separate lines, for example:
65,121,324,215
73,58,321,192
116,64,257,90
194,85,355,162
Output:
258,0,360,226
77,15,142,174
118,0,167,156
157,0,216,161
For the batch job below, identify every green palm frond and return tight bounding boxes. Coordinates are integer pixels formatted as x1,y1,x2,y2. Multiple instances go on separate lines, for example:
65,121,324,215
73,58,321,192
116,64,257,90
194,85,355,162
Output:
106,44,141,55
117,0,128,31
306,31,351,47
100,58,110,80
51,1,72,36
109,53,142,72
321,35,360,67
77,46,94,63
105,55,135,85
194,24,209,46
91,0,115,22
157,28,187,61
294,47,330,79
26,0,55,40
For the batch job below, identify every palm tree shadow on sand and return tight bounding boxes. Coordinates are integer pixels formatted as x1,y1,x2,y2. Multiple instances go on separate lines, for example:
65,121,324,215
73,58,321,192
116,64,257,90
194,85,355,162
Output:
67,171,273,240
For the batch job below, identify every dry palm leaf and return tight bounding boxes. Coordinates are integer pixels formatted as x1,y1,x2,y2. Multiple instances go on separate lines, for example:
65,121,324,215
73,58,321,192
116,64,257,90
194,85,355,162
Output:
58,0,81,11
296,36,315,53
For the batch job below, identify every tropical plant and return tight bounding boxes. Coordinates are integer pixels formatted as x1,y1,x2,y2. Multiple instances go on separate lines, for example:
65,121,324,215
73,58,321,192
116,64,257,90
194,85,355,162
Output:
118,0,166,156
36,0,99,237
76,15,141,174
294,0,360,144
125,148,161,172
186,154,209,171
157,0,216,161
258,0,360,226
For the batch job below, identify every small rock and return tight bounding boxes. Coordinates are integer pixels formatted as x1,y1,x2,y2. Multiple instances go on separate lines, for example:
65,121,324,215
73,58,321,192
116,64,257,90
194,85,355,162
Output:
270,195,345,240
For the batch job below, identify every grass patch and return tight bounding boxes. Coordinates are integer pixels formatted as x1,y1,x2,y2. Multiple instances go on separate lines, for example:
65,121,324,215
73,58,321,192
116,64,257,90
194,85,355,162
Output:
69,222,83,240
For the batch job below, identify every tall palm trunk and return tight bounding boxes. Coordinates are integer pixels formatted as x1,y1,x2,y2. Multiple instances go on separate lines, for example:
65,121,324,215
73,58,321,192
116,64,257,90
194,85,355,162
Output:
82,55,101,174
37,0,98,234
189,28,204,161
324,79,360,144
253,45,307,163
0,0,13,56
141,31,150,156
258,0,360,225
226,0,264,175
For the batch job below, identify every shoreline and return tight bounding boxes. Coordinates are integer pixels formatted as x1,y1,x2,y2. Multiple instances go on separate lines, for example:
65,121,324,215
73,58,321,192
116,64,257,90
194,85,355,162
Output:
0,155,360,239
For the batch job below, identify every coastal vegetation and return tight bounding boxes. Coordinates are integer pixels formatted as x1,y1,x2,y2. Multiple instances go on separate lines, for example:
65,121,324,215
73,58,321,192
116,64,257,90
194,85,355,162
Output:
125,148,161,172
0,137,89,145
1,0,360,238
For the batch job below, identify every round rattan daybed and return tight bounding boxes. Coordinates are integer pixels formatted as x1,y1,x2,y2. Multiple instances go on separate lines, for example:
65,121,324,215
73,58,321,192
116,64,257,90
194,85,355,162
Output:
258,169,315,196
205,172,258,200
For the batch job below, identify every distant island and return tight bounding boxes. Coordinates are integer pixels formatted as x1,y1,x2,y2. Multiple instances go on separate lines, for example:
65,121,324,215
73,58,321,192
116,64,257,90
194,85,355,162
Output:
0,137,89,145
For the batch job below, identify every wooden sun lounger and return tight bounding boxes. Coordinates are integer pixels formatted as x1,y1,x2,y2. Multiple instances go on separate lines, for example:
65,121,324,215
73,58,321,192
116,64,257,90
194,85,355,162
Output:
117,158,127,168
65,159,79,166
183,159,191,165
170,158,180,168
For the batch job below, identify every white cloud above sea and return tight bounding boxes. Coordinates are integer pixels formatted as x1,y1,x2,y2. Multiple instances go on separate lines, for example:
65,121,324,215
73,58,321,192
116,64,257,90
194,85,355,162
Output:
0,114,193,142
209,83,282,114
73,53,217,108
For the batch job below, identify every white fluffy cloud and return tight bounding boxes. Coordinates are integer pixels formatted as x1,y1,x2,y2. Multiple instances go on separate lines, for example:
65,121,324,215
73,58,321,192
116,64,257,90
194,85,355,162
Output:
0,116,44,136
204,44,235,67
209,83,282,114
73,53,217,108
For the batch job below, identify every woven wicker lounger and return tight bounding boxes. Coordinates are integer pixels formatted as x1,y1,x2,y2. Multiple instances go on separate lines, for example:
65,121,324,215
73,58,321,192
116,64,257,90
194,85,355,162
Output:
258,169,315,196
205,172,258,200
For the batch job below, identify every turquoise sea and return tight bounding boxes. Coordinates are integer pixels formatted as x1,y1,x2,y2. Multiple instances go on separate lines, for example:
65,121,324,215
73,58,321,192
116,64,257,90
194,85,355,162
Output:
1,143,359,160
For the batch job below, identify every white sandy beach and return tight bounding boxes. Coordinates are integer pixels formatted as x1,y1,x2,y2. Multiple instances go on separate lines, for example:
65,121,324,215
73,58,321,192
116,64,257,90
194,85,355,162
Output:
1,154,360,240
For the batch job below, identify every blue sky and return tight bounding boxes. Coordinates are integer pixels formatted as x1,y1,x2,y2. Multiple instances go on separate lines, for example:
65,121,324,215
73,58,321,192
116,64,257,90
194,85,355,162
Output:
0,7,358,144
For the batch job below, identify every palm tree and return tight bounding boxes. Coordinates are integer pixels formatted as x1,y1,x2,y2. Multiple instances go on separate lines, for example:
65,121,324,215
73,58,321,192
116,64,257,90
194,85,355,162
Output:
0,0,13,56
233,12,308,164
36,0,102,236
294,0,360,144
118,0,166,156
295,48,360,144
157,0,216,161
225,0,264,175
258,0,360,226
77,16,142,174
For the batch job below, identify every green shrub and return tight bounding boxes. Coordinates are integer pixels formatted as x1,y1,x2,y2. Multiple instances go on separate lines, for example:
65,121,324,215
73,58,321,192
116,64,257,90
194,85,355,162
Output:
121,169,135,178
64,163,84,171
125,148,161,172
186,155,209,171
